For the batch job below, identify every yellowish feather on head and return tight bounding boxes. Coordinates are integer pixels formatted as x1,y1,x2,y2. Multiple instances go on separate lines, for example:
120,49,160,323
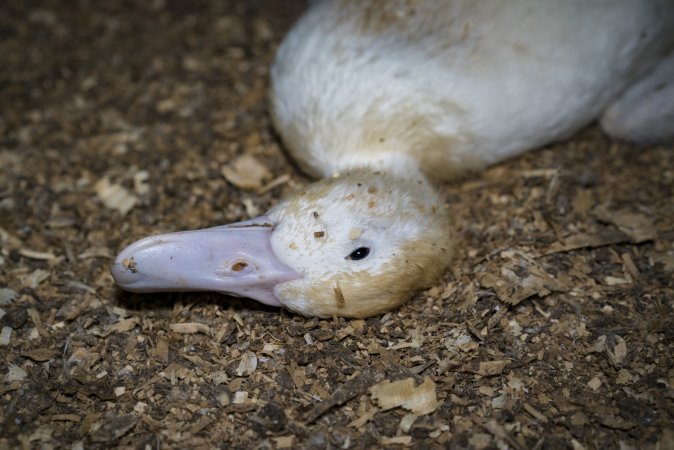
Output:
268,169,454,318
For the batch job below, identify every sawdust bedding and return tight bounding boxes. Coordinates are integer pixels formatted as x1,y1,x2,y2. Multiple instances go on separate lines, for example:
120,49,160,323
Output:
1,1,673,448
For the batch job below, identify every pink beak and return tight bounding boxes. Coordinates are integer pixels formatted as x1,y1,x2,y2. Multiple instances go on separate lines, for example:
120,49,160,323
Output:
110,216,300,307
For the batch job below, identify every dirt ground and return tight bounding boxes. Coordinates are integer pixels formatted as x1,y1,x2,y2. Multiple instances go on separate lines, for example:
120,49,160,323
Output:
1,1,673,449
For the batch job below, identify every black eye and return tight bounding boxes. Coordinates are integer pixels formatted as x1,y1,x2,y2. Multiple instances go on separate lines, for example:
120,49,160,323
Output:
347,247,370,261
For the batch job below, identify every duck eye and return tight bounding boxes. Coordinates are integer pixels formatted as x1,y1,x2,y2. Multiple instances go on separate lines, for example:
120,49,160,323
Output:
347,247,370,261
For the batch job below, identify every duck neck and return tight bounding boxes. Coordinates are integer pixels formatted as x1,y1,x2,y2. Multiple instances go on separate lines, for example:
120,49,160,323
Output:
330,151,429,184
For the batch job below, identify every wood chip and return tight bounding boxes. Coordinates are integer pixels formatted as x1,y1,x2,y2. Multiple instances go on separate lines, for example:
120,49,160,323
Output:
484,420,524,450
369,377,438,416
154,336,169,362
606,276,630,285
133,402,148,414
461,360,510,377
478,360,509,376
0,288,17,306
593,205,657,243
468,433,493,450
621,252,640,278
242,197,259,217
189,416,214,434
95,177,138,215
478,259,570,306
399,414,417,433
257,173,291,194
288,361,308,390
51,414,82,422
232,391,248,404
133,170,150,195
658,429,674,449
616,369,633,384
21,348,59,361
544,226,654,255
90,414,138,442
235,351,258,377
22,269,50,288
169,322,211,334
381,436,413,445
588,376,602,391
348,405,377,428
607,336,627,367
522,402,549,423
598,415,635,430
273,436,296,449
18,249,57,260
221,154,272,190
108,317,139,334
6,364,27,382
0,326,12,346
305,370,373,423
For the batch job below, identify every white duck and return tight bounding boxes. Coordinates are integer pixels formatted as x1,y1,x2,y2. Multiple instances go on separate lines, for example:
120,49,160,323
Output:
111,0,674,318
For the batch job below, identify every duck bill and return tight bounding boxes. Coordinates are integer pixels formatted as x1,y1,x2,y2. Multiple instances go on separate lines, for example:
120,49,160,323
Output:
110,216,300,307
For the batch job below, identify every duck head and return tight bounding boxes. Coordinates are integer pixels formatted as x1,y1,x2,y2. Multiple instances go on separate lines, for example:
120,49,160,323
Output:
111,169,453,318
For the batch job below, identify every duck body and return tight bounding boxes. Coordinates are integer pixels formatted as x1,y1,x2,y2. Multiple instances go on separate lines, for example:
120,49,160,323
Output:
271,0,674,180
111,1,674,318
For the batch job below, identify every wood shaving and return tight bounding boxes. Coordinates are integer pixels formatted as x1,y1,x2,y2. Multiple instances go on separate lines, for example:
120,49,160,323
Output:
107,317,139,334
21,348,59,362
133,170,150,195
381,436,413,445
169,323,212,334
369,377,438,416
477,360,509,377
477,255,571,306
18,249,57,260
95,177,138,215
235,351,258,377
221,154,272,190
6,364,27,382
0,326,12,346
399,414,417,432
587,376,602,391
257,174,291,194
606,336,627,367
0,288,17,306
